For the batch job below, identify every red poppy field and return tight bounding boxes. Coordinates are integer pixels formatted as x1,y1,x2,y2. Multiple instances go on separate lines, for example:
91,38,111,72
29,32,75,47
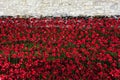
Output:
0,17,120,80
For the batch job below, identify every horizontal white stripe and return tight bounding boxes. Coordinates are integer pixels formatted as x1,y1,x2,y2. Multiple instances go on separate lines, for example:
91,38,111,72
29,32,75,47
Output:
0,0,120,16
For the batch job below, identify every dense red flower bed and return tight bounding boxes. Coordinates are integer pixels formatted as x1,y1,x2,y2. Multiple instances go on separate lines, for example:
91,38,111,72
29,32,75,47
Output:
0,17,120,80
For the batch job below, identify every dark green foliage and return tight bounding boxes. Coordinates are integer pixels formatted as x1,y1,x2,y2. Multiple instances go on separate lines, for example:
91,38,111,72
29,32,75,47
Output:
24,42,34,49
117,62,120,69
62,42,77,49
72,70,75,74
47,56,56,61
56,27,61,33
52,43,57,47
39,74,42,79
0,50,3,54
81,44,86,48
21,63,26,68
60,53,66,59
105,51,117,57
8,55,20,64
2,36,7,39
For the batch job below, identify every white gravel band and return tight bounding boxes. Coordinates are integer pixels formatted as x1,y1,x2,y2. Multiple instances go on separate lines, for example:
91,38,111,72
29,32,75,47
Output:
0,0,120,17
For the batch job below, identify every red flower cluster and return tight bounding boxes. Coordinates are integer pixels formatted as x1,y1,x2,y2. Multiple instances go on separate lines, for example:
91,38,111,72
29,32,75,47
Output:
0,17,120,80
